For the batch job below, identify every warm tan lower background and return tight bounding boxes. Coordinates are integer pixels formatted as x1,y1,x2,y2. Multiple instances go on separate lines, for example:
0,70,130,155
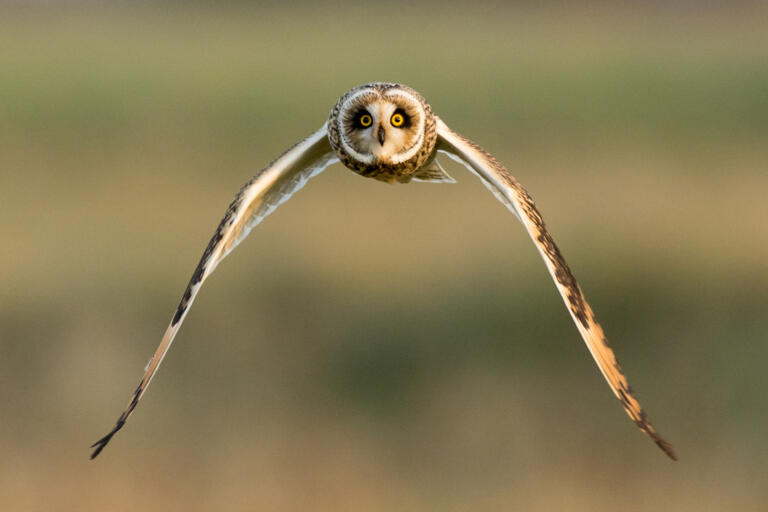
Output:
1,2,767,510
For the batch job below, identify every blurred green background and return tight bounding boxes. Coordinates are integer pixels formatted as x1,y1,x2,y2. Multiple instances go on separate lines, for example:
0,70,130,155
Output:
1,2,767,510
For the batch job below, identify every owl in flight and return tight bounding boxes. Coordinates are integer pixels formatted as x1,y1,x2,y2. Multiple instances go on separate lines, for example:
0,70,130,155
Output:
91,83,676,460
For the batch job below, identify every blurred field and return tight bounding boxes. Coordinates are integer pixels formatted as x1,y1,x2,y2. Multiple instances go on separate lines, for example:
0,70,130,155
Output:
1,3,767,511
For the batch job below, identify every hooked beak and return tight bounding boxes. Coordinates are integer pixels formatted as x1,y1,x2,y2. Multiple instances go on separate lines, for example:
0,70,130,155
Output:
377,125,385,145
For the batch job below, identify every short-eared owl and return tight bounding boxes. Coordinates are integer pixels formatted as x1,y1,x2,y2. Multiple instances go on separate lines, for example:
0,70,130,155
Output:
91,82,676,460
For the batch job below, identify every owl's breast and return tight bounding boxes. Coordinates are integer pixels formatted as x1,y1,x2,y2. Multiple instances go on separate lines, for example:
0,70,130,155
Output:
337,155,422,184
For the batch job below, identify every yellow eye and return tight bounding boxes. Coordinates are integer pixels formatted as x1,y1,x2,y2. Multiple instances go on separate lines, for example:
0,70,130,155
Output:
359,114,372,127
391,113,405,127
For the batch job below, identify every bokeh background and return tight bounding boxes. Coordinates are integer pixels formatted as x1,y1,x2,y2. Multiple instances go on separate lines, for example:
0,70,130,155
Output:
1,2,767,510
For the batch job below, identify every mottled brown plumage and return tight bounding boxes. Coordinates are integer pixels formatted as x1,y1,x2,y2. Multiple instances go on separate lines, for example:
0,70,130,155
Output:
92,83,675,461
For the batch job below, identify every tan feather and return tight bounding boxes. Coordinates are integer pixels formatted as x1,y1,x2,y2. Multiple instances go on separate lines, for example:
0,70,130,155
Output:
435,117,676,460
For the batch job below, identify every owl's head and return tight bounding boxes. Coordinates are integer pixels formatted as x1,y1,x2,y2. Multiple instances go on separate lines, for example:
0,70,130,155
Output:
328,82,437,183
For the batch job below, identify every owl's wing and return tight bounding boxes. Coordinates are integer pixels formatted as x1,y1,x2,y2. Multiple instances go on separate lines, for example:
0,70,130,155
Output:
434,117,676,460
91,123,338,459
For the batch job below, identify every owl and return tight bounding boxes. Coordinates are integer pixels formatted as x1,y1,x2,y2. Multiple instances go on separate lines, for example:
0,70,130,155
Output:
91,82,676,460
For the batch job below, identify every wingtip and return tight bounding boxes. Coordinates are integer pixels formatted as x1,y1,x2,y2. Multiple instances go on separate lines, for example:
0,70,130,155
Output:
90,432,114,459
656,438,678,461
89,417,125,460
90,445,103,460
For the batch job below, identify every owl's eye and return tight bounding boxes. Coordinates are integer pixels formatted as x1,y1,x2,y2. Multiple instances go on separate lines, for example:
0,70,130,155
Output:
390,112,405,127
358,113,373,127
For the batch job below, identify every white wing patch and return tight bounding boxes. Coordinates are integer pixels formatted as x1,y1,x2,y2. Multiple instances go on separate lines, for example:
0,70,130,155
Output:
439,150,521,220
227,154,339,261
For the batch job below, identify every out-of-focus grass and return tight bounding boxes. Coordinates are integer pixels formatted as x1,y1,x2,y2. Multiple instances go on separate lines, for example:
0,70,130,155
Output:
1,4,767,149
1,3,767,511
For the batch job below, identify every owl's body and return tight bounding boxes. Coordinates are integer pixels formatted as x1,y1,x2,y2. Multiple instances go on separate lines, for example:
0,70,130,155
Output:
91,83,676,462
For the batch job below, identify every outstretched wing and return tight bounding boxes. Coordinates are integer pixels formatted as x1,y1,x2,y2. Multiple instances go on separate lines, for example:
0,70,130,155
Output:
91,124,337,458
435,117,676,460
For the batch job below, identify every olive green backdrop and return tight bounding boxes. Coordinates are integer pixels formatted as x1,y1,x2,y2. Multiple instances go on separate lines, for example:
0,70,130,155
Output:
1,2,766,510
